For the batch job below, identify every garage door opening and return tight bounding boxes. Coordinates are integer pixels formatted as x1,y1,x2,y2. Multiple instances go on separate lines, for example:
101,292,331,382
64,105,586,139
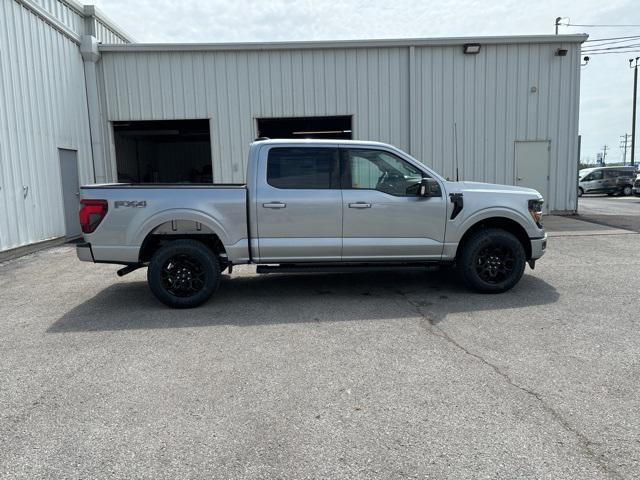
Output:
257,116,352,140
113,120,212,183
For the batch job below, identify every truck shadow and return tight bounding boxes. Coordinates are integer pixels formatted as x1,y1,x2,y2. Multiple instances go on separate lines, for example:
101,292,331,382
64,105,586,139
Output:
48,268,559,333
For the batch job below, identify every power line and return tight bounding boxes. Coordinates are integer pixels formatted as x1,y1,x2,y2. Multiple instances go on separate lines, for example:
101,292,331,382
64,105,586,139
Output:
565,23,640,27
582,43,640,52
583,37,640,47
583,43,640,52
585,35,640,43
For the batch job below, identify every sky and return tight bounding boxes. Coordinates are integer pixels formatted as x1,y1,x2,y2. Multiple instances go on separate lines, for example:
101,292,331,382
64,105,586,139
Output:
93,0,640,165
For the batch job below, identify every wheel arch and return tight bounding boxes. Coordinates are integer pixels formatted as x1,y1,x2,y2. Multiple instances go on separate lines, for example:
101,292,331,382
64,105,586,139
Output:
134,209,230,263
455,216,532,260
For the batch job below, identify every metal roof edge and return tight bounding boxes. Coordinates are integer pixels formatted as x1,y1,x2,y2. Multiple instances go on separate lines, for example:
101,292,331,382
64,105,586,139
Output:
98,34,589,52
83,4,136,43
14,0,81,44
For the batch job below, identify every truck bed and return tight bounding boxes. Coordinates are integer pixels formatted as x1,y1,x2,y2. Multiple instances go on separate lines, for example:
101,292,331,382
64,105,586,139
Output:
79,183,250,265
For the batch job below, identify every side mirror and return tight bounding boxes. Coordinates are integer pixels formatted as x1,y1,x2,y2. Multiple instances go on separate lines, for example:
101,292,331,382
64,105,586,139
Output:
419,178,441,197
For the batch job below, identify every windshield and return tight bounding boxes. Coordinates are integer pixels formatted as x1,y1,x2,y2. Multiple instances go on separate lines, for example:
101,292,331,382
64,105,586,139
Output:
579,168,595,179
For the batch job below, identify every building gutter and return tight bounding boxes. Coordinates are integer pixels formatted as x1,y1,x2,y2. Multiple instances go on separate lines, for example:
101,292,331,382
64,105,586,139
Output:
98,34,589,53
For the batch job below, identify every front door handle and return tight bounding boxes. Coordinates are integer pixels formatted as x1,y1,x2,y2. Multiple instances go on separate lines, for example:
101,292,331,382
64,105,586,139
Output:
348,202,371,209
263,202,286,209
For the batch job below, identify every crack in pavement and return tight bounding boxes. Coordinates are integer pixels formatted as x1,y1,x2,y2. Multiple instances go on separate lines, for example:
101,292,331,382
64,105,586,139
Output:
395,289,626,480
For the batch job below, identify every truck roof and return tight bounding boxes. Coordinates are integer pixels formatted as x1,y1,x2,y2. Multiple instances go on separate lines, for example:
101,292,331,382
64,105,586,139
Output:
251,138,392,148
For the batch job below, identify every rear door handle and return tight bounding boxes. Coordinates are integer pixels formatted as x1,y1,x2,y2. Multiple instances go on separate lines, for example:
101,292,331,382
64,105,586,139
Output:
263,202,286,209
348,202,371,209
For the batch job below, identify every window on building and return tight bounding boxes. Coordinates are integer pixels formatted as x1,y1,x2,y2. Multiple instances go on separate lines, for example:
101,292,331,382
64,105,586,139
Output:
267,147,339,189
257,116,352,139
113,120,212,183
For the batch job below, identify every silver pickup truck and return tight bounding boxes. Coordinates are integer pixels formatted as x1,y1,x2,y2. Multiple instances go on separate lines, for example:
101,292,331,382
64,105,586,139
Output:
77,139,546,308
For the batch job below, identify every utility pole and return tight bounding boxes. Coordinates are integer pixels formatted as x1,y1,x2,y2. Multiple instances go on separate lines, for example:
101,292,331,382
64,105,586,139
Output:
602,144,609,165
620,134,631,165
630,57,639,166
555,17,561,35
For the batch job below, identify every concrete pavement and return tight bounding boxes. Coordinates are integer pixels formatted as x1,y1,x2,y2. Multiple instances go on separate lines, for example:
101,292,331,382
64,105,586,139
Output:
0,214,638,479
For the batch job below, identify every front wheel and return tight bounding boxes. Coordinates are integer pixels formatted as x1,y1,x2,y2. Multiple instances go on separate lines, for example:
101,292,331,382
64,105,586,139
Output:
578,187,583,197
147,239,220,308
458,229,526,293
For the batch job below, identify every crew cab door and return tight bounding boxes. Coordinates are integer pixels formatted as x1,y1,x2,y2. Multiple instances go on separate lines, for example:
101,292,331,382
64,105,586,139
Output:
340,147,447,260
255,146,342,262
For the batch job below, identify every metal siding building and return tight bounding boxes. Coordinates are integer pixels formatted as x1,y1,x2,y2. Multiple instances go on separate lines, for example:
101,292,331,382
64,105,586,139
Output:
0,0,130,254
94,36,584,210
0,0,585,255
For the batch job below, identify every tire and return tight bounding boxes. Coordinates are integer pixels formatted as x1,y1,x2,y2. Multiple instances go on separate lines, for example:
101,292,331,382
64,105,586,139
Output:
147,239,220,308
623,186,633,196
458,228,526,293
578,187,583,197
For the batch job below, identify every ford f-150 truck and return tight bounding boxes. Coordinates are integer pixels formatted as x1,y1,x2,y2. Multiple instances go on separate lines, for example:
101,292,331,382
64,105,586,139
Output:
77,139,546,308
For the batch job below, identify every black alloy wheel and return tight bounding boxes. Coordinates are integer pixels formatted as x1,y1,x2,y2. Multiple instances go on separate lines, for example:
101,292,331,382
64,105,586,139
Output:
148,239,220,308
459,228,526,293
161,253,206,297
474,245,516,284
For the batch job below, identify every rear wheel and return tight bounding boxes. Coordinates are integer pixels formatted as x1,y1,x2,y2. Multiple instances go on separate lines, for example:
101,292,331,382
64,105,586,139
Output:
147,239,220,308
623,185,633,196
459,229,526,293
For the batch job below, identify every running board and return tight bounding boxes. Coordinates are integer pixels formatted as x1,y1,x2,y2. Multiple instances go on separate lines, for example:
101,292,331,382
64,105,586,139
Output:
256,262,444,274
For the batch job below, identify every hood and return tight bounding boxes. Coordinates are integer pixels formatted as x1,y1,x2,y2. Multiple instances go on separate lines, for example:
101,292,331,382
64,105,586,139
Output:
452,181,542,197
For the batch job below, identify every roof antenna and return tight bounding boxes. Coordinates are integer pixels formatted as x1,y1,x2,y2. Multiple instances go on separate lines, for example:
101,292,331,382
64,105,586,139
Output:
453,122,460,181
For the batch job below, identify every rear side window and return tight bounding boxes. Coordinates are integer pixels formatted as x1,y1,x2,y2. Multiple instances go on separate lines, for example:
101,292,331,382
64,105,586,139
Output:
267,147,338,189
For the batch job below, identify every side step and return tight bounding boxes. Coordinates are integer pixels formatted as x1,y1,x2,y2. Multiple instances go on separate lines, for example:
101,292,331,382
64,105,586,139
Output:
256,262,443,274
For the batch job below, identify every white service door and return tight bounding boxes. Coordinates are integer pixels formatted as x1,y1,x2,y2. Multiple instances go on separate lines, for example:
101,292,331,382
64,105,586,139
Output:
58,148,81,238
515,141,550,212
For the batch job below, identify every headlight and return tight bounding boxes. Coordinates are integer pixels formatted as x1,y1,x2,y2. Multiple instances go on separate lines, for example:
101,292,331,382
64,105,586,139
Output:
528,199,544,227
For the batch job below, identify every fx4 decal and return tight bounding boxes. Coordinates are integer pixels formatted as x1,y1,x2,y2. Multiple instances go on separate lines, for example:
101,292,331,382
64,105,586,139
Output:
114,200,147,209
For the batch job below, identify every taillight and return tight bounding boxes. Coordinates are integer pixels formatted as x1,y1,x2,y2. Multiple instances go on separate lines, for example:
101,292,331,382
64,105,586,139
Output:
79,199,108,233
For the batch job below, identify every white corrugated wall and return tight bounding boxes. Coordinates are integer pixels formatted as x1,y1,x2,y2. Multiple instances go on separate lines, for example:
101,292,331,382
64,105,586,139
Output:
0,0,93,251
0,0,132,253
29,0,84,34
413,42,581,212
97,47,410,184
93,18,128,44
96,38,581,211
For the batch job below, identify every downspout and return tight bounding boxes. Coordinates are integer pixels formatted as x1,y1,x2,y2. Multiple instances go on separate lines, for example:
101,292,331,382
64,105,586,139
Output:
80,35,108,183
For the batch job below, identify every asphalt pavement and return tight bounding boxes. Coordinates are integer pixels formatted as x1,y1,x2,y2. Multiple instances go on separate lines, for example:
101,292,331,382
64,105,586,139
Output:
0,210,638,479
578,195,640,232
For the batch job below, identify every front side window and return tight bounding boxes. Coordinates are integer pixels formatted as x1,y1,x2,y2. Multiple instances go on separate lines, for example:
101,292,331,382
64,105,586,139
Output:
590,170,603,180
267,147,338,189
343,149,425,196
